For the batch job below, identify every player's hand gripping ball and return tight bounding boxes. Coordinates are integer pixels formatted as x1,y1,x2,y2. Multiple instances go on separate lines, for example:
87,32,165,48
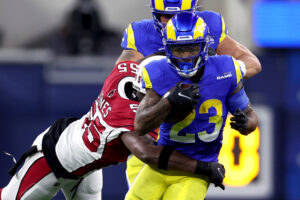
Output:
209,162,226,190
165,82,200,122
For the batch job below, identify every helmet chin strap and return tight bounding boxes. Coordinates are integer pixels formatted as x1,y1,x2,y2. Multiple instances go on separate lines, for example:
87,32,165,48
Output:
178,71,196,78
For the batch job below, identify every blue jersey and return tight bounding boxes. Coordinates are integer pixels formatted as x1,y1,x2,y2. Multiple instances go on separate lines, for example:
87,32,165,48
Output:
121,11,228,57
140,55,248,162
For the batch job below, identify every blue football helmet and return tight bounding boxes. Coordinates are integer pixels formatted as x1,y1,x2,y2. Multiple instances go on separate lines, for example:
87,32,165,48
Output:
163,12,212,78
151,0,198,30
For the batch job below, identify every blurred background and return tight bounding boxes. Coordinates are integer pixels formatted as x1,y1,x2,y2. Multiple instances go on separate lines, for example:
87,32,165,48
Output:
0,0,299,199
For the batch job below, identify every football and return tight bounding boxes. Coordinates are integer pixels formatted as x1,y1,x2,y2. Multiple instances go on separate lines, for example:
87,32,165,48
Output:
180,83,192,89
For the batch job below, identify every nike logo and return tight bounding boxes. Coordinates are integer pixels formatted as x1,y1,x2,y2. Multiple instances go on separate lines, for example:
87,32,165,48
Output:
217,167,225,178
178,92,191,100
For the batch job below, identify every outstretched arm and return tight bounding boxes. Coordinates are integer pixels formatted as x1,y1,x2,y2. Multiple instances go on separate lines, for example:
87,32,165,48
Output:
120,131,225,190
121,131,196,173
217,36,262,79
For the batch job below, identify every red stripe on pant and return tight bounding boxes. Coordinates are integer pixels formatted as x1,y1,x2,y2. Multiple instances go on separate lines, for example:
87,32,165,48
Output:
0,188,3,200
17,157,52,200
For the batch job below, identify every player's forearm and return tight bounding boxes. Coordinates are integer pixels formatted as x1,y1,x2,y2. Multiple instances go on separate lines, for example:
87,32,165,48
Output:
121,131,195,173
235,48,262,79
135,97,171,135
115,50,144,64
122,133,196,173
138,145,217,176
240,106,258,134
163,149,197,173
244,109,258,134
217,36,262,79
150,147,225,190
121,132,225,188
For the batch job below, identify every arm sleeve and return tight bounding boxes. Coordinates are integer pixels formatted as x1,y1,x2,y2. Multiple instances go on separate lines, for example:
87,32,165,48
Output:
227,57,249,114
227,87,250,114
140,57,172,97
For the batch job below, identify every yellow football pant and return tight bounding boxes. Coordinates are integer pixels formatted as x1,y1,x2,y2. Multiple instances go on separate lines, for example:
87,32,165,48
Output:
125,164,210,200
126,155,146,187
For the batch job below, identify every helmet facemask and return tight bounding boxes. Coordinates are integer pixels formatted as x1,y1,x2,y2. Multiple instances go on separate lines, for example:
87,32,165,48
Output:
163,12,213,78
152,12,174,31
166,40,209,78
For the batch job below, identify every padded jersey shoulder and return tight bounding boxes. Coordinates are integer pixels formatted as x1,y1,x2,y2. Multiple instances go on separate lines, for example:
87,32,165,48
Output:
121,19,163,56
141,56,184,96
206,55,245,91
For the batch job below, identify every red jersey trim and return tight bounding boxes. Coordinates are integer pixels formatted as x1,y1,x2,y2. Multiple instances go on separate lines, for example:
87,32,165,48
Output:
17,157,52,199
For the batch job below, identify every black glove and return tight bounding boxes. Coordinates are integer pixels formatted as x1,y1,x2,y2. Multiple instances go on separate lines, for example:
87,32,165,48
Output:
230,108,248,135
195,161,225,190
209,162,226,190
166,82,200,110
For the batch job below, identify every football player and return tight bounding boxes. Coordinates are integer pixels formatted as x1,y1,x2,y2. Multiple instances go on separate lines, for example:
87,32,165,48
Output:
0,61,225,200
125,12,258,200
118,0,261,186
117,0,261,79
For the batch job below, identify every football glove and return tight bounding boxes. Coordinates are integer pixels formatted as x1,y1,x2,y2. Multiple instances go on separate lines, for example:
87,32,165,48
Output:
166,82,200,110
195,161,225,190
230,108,248,135
209,162,226,190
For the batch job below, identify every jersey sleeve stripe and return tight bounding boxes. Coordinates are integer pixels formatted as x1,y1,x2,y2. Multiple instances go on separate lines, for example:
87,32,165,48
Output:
142,67,153,89
126,24,137,51
219,16,227,43
233,58,243,84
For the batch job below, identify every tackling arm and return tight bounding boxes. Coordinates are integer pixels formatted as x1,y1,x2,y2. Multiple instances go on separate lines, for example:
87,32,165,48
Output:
216,36,262,79
121,131,226,190
121,131,196,173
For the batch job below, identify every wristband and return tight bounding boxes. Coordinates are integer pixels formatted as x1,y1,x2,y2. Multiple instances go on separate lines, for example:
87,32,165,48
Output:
157,146,174,170
195,160,210,176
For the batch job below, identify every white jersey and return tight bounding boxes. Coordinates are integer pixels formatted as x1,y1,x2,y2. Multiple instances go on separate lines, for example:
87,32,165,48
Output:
42,61,140,178
55,114,132,175
0,61,141,200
